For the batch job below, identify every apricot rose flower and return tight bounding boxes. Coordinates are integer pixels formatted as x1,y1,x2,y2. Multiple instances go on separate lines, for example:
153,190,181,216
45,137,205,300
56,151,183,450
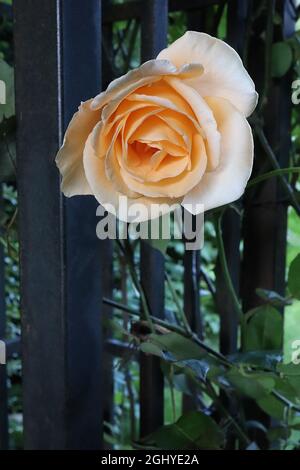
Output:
56,31,258,221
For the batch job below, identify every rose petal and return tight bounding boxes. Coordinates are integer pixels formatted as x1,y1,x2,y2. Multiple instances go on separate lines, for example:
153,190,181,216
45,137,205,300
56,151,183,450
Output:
83,124,180,222
182,96,253,214
120,133,207,198
127,90,203,136
55,99,99,197
92,60,203,108
157,31,258,117
166,77,220,171
103,122,140,198
129,115,186,151
157,109,194,153
91,60,203,121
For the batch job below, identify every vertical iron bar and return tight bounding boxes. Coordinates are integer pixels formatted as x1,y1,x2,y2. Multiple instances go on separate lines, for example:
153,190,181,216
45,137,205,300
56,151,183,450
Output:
61,0,103,450
240,1,294,447
184,249,202,337
183,2,212,413
141,0,168,62
182,248,201,413
242,0,293,312
101,239,114,444
0,188,8,450
101,3,115,441
14,0,103,449
139,0,168,437
215,0,249,355
14,1,65,448
102,0,117,88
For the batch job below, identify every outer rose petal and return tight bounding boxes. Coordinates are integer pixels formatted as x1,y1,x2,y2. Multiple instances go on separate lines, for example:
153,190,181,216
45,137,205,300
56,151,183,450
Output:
55,99,99,196
83,123,181,223
157,31,258,117
91,60,203,120
165,77,220,171
182,96,253,213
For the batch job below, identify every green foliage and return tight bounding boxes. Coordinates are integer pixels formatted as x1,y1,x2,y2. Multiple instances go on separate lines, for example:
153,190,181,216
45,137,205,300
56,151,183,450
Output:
288,253,300,300
141,411,223,450
244,305,283,351
145,332,205,361
225,369,276,400
256,288,292,307
0,58,14,120
0,116,16,182
271,41,293,78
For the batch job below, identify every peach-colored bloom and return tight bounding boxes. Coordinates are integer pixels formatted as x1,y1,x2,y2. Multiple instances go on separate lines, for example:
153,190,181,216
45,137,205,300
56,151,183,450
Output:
56,31,257,221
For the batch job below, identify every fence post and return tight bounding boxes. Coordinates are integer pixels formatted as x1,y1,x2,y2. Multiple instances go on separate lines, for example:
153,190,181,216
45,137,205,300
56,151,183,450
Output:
139,0,168,437
0,189,8,450
242,0,294,312
14,0,103,449
240,1,294,447
214,0,249,356
101,2,116,442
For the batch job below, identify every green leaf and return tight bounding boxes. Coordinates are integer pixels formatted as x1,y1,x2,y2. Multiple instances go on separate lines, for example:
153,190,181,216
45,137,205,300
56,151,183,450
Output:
256,288,292,307
0,116,16,182
257,395,286,421
149,332,205,361
244,305,283,351
226,369,276,400
143,411,223,450
0,59,15,121
277,362,300,376
288,253,300,299
276,362,300,395
140,341,164,358
271,42,293,78
176,358,216,382
141,332,220,382
257,378,300,421
229,350,282,371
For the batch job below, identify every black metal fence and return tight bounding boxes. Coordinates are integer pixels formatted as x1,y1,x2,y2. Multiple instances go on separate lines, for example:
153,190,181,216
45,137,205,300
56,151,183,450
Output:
0,0,295,450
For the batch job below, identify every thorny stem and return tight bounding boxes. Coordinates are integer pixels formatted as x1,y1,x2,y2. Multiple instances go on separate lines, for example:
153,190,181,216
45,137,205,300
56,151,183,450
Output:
215,213,243,323
116,238,154,332
103,296,300,418
272,390,300,414
215,212,246,349
165,271,192,335
103,296,232,367
247,167,300,189
169,365,177,422
200,266,216,300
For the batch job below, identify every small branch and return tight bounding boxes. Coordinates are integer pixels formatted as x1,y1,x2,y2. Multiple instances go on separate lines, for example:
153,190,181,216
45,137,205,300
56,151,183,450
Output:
253,124,300,216
247,167,300,189
103,297,138,316
165,271,192,335
116,239,154,332
200,266,216,299
271,390,300,414
103,296,233,367
215,212,243,323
